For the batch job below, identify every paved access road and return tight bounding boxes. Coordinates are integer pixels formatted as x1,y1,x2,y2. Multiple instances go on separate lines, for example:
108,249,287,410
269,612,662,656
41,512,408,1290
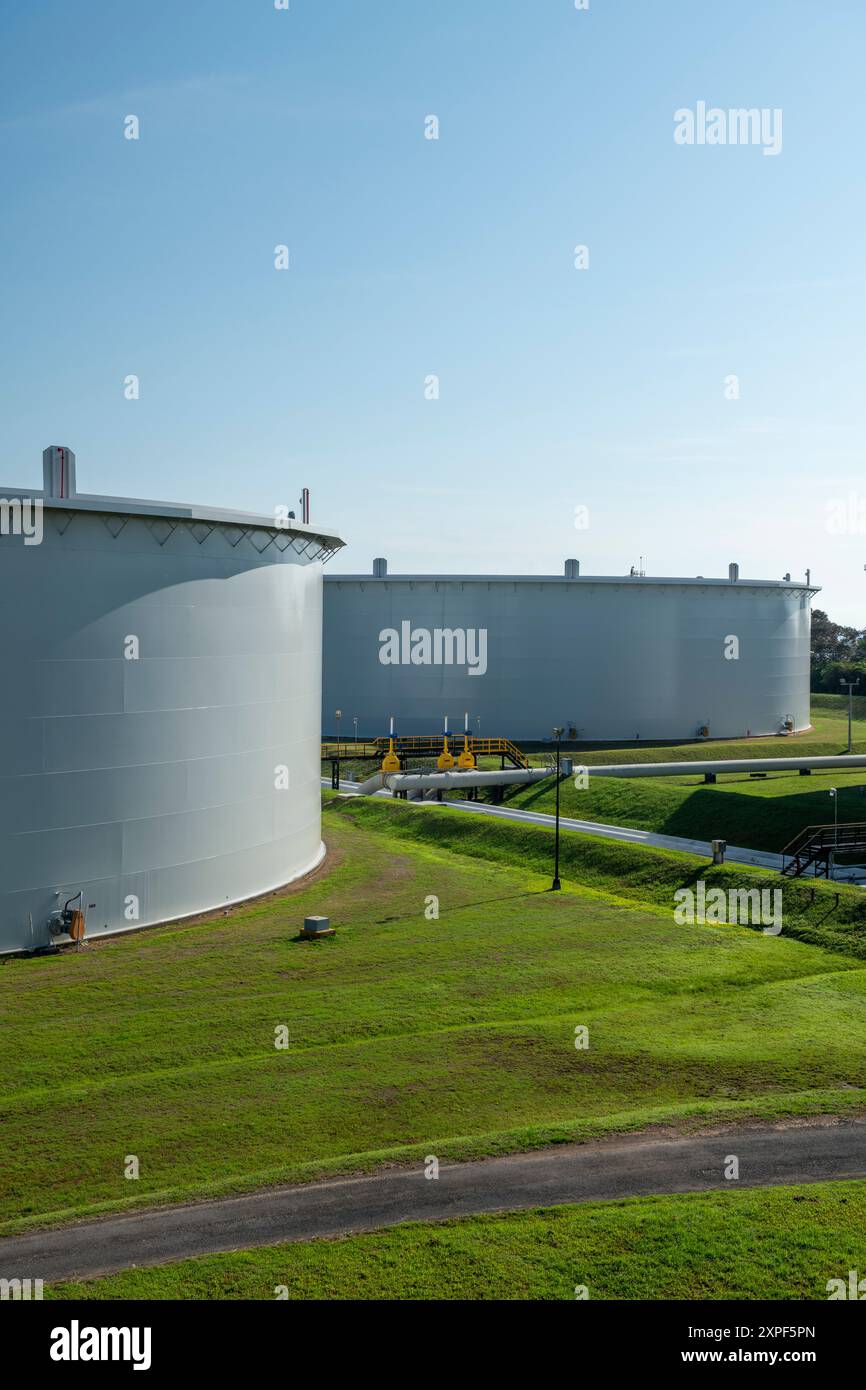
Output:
1,1117,862,1282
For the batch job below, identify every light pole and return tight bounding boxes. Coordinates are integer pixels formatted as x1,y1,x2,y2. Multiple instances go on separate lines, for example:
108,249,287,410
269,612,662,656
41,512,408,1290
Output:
353,715,359,748
335,709,342,788
552,726,564,890
840,677,860,754
829,787,838,879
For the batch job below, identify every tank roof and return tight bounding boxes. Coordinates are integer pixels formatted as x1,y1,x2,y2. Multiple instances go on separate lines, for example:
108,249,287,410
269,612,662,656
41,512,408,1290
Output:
325,571,820,594
0,482,344,557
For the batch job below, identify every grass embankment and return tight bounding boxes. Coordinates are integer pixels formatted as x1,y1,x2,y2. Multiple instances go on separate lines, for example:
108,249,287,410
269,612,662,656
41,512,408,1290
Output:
334,795,866,958
49,1180,866,1300
2,797,866,1237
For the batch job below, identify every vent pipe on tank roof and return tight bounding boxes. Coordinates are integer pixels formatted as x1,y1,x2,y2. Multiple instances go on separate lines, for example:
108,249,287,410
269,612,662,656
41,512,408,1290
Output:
564,558,579,579
43,445,76,499
373,557,388,578
728,562,739,582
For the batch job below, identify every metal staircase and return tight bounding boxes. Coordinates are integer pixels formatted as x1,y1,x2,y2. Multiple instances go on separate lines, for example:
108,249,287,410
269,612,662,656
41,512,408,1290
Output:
781,821,866,877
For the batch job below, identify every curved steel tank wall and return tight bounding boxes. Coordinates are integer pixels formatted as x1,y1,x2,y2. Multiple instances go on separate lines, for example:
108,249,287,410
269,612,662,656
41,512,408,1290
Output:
322,575,815,742
0,506,328,954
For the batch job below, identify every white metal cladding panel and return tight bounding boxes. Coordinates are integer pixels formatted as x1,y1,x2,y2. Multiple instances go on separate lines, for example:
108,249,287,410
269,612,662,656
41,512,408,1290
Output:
322,579,813,741
0,748,298,834
0,512,325,953
16,652,320,720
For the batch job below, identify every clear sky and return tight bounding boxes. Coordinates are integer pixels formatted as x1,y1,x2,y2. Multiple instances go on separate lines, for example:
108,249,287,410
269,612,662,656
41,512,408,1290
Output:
1,1,865,621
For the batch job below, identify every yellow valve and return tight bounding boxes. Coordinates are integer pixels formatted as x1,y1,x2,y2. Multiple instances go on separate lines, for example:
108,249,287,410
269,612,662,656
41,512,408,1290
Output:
437,744,455,770
457,735,476,769
438,721,455,770
436,717,458,772
457,713,475,768
382,716,400,772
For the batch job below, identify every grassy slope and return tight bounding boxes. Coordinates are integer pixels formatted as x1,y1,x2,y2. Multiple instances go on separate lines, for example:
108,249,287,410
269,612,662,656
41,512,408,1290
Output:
49,1180,866,1301
2,799,866,1237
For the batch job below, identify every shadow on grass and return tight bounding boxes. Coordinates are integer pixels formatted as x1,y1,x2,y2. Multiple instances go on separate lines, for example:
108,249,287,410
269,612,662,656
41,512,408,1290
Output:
374,889,552,924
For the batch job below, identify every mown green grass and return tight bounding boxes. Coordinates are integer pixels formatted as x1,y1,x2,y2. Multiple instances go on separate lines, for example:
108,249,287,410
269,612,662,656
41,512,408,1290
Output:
2,799,865,1237
337,794,866,958
48,1180,866,1301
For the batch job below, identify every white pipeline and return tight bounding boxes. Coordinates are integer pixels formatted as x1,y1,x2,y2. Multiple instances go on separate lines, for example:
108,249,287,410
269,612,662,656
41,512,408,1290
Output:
385,767,553,792
585,755,866,778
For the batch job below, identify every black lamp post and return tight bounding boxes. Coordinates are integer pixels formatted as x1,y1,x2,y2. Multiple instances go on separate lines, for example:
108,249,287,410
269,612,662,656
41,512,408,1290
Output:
552,726,563,890
840,677,860,754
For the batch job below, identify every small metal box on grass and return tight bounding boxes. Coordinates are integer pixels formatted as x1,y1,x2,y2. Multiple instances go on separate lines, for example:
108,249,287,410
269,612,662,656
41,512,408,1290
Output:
302,915,335,938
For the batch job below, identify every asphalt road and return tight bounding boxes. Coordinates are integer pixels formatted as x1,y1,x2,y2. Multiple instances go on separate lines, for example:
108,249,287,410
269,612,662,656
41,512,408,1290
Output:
2,1117,863,1283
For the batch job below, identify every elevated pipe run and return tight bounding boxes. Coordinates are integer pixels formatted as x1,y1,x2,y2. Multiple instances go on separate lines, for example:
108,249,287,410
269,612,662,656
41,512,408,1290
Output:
585,755,866,779
386,766,553,792
349,766,554,796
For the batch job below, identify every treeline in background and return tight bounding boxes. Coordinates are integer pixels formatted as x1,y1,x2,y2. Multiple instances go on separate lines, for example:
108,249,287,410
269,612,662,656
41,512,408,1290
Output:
811,609,866,693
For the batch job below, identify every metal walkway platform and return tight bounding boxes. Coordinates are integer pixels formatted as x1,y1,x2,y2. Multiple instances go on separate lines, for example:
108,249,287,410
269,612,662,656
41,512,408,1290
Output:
321,735,530,769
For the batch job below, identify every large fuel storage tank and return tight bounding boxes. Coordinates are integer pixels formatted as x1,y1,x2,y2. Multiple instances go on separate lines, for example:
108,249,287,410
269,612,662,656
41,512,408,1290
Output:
323,558,817,742
0,448,343,955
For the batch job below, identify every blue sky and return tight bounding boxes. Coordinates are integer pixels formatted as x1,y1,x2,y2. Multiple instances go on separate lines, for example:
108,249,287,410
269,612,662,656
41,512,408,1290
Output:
2,1,865,620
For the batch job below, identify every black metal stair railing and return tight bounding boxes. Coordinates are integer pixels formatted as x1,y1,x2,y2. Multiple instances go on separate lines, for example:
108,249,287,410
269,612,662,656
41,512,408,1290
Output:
781,821,866,877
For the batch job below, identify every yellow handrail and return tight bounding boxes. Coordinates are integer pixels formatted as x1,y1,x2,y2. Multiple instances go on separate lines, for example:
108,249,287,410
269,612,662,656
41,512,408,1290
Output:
321,735,529,769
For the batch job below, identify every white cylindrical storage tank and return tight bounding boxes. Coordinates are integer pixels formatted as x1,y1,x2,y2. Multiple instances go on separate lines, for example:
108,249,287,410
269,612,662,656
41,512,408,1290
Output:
0,458,343,955
322,570,817,742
